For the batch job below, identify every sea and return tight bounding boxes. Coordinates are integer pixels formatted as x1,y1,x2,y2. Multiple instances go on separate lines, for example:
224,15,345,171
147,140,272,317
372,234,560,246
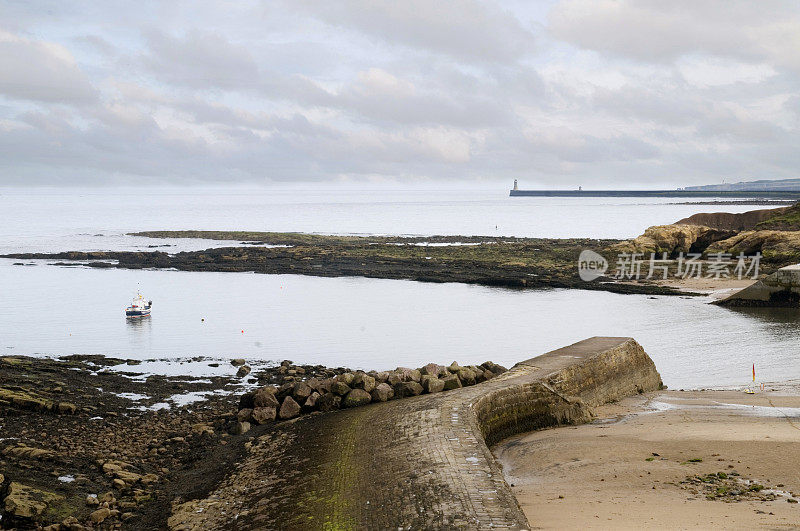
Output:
1,186,797,389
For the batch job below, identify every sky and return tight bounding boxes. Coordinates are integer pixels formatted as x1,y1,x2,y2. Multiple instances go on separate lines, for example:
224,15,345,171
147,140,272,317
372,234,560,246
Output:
0,0,799,188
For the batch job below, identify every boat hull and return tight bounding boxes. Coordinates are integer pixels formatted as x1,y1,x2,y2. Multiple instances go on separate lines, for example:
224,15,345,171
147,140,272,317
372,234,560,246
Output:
125,309,151,318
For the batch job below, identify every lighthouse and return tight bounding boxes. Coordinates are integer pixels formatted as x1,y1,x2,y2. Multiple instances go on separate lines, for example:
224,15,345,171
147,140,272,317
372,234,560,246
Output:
513,179,518,191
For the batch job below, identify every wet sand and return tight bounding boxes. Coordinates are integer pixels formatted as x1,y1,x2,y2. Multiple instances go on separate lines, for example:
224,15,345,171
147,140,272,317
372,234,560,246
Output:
493,389,800,530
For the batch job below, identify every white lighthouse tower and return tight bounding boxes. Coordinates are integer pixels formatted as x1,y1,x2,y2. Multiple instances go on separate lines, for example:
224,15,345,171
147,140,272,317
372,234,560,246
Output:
513,179,518,191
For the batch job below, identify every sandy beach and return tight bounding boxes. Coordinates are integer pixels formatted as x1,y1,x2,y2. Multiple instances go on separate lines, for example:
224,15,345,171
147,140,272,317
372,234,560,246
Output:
494,388,800,530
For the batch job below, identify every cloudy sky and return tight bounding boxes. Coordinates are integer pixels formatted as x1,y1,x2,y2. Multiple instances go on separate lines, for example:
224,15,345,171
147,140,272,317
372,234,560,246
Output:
1,1,799,187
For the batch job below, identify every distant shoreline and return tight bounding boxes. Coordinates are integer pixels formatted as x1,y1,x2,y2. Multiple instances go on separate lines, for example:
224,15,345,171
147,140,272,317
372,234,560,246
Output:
668,200,796,205
510,189,800,199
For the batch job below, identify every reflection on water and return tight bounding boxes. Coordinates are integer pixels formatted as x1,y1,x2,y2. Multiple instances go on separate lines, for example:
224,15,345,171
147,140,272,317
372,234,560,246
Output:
722,306,800,326
125,317,152,328
3,259,800,389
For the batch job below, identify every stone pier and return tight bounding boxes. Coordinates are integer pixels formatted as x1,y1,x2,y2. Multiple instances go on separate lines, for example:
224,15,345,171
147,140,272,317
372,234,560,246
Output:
169,337,662,530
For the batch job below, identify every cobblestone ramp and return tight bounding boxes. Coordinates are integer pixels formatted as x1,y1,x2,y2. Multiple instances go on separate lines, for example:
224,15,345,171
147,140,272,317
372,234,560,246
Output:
169,337,662,530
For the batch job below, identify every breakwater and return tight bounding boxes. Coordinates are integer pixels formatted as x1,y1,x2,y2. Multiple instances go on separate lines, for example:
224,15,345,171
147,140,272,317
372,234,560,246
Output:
169,337,662,530
510,189,800,198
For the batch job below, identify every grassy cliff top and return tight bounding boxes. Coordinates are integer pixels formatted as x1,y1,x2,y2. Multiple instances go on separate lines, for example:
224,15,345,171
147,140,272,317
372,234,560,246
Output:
755,203,800,231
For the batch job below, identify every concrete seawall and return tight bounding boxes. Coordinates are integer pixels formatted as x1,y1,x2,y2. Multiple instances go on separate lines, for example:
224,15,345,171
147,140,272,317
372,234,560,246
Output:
717,264,800,306
169,337,662,530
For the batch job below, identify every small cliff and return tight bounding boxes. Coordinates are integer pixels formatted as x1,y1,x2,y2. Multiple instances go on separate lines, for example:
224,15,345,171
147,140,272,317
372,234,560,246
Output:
611,224,736,256
616,203,800,263
675,206,790,231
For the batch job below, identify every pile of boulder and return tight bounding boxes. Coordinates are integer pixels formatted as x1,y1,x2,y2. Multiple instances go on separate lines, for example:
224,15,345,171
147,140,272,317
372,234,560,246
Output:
233,360,507,433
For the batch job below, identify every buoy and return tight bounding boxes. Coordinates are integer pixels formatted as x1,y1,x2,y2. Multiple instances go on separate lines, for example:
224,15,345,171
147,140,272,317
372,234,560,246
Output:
241,330,244,334
201,318,204,322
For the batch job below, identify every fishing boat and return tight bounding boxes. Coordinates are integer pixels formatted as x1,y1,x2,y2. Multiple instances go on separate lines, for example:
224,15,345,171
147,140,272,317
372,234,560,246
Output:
125,293,152,318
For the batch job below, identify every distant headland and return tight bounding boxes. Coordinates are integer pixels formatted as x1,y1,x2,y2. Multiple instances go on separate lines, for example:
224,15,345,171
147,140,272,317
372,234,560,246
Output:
510,178,800,198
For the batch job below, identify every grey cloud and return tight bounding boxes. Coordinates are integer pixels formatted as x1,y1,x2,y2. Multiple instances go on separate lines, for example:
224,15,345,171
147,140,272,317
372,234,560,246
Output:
294,0,535,64
142,29,259,90
0,1,799,186
549,0,800,67
0,31,96,104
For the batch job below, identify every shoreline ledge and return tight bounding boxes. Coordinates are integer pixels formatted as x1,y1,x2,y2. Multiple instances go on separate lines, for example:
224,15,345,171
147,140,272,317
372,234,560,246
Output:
2,230,686,296
169,337,662,530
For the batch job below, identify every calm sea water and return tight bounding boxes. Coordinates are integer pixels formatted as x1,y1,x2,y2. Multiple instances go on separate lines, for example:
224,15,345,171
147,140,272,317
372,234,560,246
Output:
2,259,798,389
1,187,793,389
0,187,761,253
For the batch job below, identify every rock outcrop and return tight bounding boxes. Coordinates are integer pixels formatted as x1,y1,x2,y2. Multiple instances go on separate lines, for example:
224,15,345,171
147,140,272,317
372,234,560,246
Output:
611,224,736,256
2,482,65,525
675,206,789,231
706,230,800,261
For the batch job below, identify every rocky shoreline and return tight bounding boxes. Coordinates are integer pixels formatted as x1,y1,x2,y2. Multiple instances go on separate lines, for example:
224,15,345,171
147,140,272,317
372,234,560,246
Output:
0,355,249,530
0,354,511,529
2,232,685,296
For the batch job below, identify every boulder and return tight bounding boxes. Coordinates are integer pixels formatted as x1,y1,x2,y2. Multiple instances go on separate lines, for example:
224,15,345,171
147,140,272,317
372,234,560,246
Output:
351,372,376,393
393,381,424,398
456,368,476,386
342,388,372,408
141,473,160,485
441,373,462,391
3,445,55,460
236,365,251,378
374,371,390,383
279,396,301,419
292,381,313,402
3,482,63,521
238,391,256,409
387,372,402,386
396,367,422,382
251,406,277,424
237,408,253,423
370,383,394,402
253,387,279,408
469,366,487,383
314,378,333,394
448,361,461,373
56,402,77,414
337,372,355,386
420,363,445,377
480,361,507,375
330,381,352,396
191,423,215,436
231,358,246,366
230,421,250,435
90,507,111,524
421,376,445,394
316,392,341,412
276,382,294,399
302,392,320,412
114,469,142,485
